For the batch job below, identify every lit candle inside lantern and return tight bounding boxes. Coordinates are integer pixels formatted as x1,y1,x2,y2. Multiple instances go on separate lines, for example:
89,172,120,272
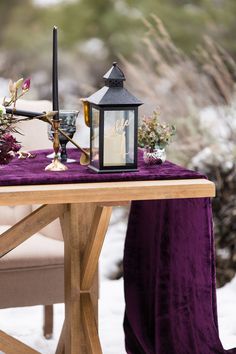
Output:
52,26,59,120
104,128,126,166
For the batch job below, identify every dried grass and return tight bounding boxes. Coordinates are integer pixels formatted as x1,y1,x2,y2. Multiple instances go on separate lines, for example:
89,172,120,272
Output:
121,15,236,120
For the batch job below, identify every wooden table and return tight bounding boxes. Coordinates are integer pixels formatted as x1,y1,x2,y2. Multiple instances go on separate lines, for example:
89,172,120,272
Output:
0,179,215,354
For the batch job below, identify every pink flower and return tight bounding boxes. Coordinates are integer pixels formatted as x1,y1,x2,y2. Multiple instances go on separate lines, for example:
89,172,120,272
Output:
22,78,31,91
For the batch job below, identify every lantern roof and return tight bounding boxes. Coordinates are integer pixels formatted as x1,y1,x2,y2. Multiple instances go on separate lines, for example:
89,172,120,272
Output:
86,62,143,106
103,62,126,83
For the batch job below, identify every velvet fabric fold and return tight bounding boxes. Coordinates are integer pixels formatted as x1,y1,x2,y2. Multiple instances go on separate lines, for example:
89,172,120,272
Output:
1,148,233,353
0,149,204,186
124,199,236,354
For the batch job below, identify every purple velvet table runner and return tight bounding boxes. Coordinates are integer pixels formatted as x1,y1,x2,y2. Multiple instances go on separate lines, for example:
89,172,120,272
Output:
0,148,203,186
0,149,233,353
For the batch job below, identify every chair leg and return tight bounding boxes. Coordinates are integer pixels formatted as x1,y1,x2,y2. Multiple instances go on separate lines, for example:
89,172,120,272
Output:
43,304,53,339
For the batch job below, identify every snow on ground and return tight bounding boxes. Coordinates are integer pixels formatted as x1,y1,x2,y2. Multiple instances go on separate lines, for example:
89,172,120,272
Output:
217,277,236,350
0,208,235,353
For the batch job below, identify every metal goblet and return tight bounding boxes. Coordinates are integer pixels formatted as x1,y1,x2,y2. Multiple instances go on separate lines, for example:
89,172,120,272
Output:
47,110,78,162
59,110,78,163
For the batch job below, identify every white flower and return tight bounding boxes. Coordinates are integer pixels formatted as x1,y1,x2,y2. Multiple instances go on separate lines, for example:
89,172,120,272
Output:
0,105,6,116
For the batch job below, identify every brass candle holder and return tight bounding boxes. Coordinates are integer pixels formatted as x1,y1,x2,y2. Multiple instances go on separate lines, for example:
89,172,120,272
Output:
6,108,90,169
45,119,68,171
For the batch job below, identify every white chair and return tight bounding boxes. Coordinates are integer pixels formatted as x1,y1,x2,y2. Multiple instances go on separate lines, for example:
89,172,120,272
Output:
0,100,64,338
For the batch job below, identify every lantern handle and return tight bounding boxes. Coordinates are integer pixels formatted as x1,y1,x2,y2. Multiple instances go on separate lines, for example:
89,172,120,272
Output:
81,98,90,127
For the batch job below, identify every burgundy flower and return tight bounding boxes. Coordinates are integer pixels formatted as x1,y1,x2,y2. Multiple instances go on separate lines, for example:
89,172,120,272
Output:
0,133,21,164
2,133,21,152
22,78,31,91
0,143,13,164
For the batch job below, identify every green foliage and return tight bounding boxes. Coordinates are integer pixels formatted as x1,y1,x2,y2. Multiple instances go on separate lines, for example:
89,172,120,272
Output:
138,111,176,150
1,0,236,62
0,0,236,91
47,0,143,58
130,0,236,55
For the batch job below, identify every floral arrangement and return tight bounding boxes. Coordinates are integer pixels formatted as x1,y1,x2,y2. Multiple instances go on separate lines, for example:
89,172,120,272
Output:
138,110,176,151
0,78,30,164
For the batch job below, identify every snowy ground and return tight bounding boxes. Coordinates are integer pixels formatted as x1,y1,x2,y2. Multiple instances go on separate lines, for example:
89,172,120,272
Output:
0,208,236,353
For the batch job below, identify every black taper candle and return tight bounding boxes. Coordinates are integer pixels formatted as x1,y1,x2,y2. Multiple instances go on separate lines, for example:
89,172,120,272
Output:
52,26,59,120
6,108,42,117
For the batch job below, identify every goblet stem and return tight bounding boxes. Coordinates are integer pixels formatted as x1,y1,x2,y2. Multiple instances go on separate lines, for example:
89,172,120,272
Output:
53,120,60,157
45,120,68,171
60,141,68,162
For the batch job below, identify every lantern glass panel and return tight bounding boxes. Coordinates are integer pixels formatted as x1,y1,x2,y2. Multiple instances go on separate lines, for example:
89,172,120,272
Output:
91,107,100,167
103,110,135,167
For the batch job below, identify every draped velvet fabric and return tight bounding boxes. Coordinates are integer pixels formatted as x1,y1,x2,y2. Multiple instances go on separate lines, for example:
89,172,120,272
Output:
1,148,234,353
124,199,236,354
0,148,204,186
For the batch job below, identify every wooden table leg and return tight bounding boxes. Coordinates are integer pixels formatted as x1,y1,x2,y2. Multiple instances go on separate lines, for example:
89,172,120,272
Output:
81,205,112,291
60,203,112,354
81,205,112,354
81,293,102,353
55,321,65,354
60,203,85,354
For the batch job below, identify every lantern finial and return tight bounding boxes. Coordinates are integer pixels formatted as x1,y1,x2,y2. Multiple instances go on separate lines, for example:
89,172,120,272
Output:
103,62,125,87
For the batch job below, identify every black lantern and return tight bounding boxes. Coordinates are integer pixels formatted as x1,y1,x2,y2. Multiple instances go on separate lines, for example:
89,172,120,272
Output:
83,62,143,173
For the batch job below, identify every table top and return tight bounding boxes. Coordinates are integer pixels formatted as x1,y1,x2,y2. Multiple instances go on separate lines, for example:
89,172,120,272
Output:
0,179,215,206
0,149,215,205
